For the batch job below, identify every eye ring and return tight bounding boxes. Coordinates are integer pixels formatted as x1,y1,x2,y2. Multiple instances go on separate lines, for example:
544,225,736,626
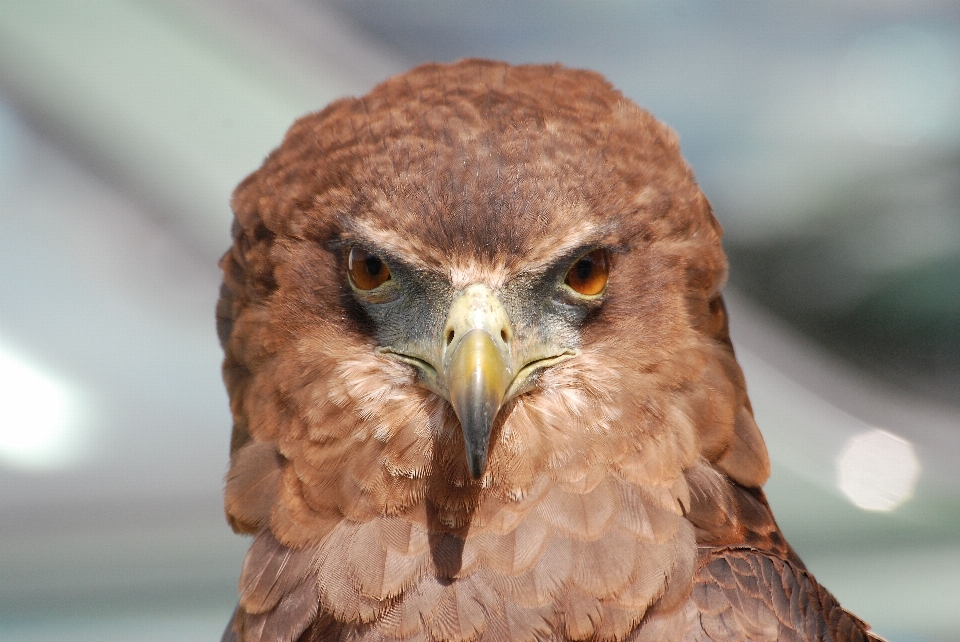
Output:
564,248,609,297
348,246,392,290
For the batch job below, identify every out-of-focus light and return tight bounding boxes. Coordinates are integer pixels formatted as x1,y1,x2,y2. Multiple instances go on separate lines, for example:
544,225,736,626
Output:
837,26,959,147
0,339,85,470
836,428,921,512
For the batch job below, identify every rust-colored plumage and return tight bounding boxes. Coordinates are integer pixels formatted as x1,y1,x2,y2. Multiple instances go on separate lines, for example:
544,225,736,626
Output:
218,60,882,642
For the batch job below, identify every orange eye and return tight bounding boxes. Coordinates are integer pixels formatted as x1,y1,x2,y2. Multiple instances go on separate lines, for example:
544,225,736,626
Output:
564,249,609,296
348,246,392,290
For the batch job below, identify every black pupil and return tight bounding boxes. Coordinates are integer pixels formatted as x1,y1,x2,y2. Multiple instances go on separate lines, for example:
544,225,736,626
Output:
364,254,383,276
575,258,594,281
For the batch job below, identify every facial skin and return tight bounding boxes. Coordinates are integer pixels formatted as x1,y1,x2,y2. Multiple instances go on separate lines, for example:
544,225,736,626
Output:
349,241,607,478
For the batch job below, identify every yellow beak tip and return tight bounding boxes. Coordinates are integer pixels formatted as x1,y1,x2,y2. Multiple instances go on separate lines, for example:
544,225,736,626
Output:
445,328,509,480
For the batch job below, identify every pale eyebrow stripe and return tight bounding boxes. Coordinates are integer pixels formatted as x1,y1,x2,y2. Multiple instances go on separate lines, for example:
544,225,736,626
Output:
341,219,439,271
343,207,612,283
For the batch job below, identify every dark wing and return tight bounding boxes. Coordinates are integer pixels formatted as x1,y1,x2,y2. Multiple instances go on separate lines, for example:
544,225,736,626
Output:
636,547,885,642
684,464,804,567
675,448,883,641
692,547,884,642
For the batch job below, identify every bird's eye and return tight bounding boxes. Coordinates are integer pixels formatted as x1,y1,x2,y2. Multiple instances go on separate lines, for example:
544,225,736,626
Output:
564,249,609,296
348,246,392,290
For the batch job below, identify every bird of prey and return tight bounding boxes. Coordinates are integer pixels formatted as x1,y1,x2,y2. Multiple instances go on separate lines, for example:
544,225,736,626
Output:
217,59,883,642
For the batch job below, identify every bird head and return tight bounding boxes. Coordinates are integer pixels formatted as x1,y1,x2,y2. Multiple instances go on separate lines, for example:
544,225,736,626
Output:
219,60,763,539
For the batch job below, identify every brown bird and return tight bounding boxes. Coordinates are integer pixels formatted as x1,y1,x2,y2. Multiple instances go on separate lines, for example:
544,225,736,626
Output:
217,59,883,642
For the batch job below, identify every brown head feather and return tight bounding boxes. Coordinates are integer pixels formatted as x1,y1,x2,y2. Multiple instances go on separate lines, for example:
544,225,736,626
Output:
218,59,872,642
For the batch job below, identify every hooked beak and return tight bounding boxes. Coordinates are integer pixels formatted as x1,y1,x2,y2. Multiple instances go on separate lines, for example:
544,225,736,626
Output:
445,328,509,478
379,283,577,479
442,285,512,479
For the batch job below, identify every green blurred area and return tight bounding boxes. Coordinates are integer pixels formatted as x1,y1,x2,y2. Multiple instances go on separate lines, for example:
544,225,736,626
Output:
728,154,960,405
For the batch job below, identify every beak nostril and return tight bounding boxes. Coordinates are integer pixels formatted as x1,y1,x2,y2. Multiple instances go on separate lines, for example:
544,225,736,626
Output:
500,329,508,343
446,329,456,346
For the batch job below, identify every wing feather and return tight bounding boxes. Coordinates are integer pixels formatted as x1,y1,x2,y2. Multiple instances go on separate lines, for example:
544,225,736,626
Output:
681,547,880,642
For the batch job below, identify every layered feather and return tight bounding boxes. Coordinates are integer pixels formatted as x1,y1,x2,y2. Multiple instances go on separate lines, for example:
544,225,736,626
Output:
218,59,879,642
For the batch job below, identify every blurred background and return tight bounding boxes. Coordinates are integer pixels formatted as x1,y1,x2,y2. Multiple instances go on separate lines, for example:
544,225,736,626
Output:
0,1,957,640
